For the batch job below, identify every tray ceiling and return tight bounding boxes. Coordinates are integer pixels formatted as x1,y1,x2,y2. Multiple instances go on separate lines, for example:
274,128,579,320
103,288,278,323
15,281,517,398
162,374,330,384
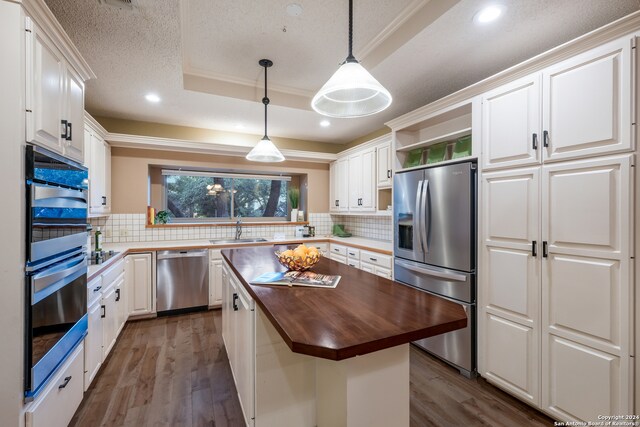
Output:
45,0,639,144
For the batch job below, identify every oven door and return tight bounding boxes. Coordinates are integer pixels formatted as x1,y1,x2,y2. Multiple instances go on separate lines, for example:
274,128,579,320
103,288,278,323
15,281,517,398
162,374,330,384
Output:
25,253,88,398
27,182,88,268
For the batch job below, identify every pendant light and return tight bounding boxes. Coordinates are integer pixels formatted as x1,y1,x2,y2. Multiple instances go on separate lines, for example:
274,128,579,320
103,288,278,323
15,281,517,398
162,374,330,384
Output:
311,0,392,118
246,59,285,162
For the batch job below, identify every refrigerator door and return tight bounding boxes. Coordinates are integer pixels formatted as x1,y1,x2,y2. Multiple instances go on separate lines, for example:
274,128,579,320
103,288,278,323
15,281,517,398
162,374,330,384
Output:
394,258,475,303
393,169,425,263
422,161,476,272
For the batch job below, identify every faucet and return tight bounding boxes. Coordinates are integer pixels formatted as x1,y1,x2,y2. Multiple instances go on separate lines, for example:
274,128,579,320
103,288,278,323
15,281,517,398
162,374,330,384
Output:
235,217,242,240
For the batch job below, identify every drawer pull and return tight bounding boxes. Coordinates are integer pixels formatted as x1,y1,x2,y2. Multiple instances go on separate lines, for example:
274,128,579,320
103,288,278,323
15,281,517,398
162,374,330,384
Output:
115,289,121,302
93,285,102,292
58,376,72,389
334,248,339,252
369,257,378,262
348,252,355,256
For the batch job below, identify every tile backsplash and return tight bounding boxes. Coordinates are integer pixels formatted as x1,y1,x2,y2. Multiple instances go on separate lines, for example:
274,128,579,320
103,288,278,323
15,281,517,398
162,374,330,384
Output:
89,212,391,244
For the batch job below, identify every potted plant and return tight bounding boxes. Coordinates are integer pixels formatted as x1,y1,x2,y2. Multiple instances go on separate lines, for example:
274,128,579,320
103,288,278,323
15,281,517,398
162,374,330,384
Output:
155,210,170,224
288,188,300,222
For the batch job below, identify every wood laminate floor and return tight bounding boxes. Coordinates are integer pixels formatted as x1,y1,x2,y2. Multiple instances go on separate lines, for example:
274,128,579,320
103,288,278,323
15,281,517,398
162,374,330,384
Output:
71,310,554,427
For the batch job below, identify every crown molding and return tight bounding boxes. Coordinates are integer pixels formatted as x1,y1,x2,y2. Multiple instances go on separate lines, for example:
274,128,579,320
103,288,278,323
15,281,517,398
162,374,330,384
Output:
84,112,108,139
337,133,392,158
386,10,640,131
22,0,96,81
104,133,338,163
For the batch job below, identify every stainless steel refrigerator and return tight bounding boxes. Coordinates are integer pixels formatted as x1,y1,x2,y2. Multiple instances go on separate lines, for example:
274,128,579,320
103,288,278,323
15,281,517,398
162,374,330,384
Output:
393,160,477,377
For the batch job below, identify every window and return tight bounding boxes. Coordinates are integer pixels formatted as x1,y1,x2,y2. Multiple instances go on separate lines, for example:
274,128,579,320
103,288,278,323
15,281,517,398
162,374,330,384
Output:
163,170,290,221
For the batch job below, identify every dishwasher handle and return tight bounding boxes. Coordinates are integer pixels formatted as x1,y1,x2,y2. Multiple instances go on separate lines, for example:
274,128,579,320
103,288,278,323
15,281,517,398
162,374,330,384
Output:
157,250,208,260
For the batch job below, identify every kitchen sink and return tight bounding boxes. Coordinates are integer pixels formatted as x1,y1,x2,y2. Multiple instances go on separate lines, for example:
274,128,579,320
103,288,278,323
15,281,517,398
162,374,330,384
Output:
210,238,268,244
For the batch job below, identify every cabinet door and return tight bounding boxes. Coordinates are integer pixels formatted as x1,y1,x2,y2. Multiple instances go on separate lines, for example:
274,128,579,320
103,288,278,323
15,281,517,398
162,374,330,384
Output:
236,287,255,425
360,148,376,211
221,262,231,349
125,253,153,316
337,158,350,212
209,259,223,307
542,37,632,162
84,300,103,391
83,126,92,167
104,142,111,214
481,73,541,170
360,262,374,274
376,142,392,187
63,67,84,163
102,284,117,359
26,19,64,154
541,155,632,420
329,161,338,212
115,273,126,337
348,153,362,210
89,133,105,212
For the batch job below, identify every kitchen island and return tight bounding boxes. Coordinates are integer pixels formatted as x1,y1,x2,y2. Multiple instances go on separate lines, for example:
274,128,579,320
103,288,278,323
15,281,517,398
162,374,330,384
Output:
221,246,467,427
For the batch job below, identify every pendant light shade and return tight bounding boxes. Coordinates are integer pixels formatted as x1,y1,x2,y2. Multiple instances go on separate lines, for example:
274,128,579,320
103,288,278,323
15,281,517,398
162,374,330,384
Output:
311,0,392,118
247,59,285,162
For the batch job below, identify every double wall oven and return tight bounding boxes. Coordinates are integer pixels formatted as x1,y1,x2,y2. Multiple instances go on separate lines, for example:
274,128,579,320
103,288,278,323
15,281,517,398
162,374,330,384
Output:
25,145,88,400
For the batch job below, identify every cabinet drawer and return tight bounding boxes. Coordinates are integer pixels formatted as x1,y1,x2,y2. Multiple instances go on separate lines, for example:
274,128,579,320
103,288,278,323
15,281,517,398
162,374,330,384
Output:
309,242,328,252
360,250,392,269
87,276,102,306
25,343,84,427
329,244,347,256
101,258,124,286
346,247,360,259
374,266,392,279
330,253,347,264
210,249,222,261
347,259,360,269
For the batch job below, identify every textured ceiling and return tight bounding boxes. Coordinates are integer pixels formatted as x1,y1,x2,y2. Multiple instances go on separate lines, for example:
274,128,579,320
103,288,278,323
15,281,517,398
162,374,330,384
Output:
45,0,640,144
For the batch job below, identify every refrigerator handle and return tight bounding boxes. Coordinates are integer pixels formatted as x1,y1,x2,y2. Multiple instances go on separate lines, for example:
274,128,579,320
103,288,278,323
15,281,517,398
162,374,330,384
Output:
395,259,467,282
415,180,425,254
421,179,429,253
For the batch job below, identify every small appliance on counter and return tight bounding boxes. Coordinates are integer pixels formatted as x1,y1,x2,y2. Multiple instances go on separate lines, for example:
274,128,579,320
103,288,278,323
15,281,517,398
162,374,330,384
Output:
294,226,305,238
332,224,352,238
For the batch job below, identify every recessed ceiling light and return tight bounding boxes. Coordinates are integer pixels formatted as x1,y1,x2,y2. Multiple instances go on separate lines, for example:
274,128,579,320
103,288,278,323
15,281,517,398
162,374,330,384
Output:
320,120,331,127
286,3,303,17
145,93,161,103
474,5,504,24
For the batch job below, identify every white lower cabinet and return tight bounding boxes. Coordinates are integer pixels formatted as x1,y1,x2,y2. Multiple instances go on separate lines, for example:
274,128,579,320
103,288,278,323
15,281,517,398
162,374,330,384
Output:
329,243,392,278
480,154,633,421
209,250,223,307
102,282,117,359
84,299,103,391
125,253,153,316
26,344,84,427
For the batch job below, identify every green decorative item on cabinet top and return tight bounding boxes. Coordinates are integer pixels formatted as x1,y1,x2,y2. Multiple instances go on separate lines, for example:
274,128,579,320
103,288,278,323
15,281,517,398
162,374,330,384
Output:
452,135,472,159
403,148,423,169
426,143,447,164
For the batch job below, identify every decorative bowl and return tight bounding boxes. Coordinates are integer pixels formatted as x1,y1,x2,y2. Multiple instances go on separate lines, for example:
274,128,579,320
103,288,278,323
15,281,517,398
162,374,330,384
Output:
275,249,323,271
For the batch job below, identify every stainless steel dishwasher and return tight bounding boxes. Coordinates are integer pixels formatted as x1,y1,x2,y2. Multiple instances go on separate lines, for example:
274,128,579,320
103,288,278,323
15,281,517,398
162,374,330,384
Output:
156,249,209,314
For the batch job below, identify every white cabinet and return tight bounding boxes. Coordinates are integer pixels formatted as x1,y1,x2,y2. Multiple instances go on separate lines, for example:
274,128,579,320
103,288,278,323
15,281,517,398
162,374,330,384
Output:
376,141,392,187
84,288,103,391
542,37,632,162
125,253,153,317
482,74,541,170
115,272,127,336
480,155,633,421
482,36,633,172
86,123,111,216
329,243,392,278
209,250,223,307
330,158,349,212
25,17,85,163
25,344,84,427
101,282,117,359
348,148,376,212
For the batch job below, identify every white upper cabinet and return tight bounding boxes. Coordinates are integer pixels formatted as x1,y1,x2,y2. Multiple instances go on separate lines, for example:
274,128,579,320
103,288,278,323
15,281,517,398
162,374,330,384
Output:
86,122,111,216
26,16,88,163
348,148,376,212
482,74,541,170
329,159,349,212
542,37,632,162
26,18,64,154
376,141,392,187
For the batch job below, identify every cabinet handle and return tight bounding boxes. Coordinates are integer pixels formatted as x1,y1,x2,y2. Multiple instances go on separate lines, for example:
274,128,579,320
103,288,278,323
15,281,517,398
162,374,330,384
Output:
369,257,377,262
532,133,538,150
334,248,339,252
102,196,107,206
60,119,68,139
58,376,72,389
532,240,537,257
387,169,391,179
66,122,72,141
115,288,120,302
542,241,548,258
232,293,239,311
93,285,102,292
543,130,549,148
101,305,106,318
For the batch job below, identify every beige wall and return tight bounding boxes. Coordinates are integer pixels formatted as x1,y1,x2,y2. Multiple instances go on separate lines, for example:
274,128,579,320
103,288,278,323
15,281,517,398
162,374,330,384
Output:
111,147,330,214
96,116,344,154
342,126,391,151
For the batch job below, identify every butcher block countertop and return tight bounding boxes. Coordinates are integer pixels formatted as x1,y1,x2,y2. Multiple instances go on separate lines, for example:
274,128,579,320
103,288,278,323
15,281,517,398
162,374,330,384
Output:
221,246,468,361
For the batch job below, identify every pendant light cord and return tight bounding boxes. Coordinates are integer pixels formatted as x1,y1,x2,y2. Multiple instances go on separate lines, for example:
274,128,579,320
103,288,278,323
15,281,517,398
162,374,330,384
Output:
263,62,269,138
346,0,356,63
